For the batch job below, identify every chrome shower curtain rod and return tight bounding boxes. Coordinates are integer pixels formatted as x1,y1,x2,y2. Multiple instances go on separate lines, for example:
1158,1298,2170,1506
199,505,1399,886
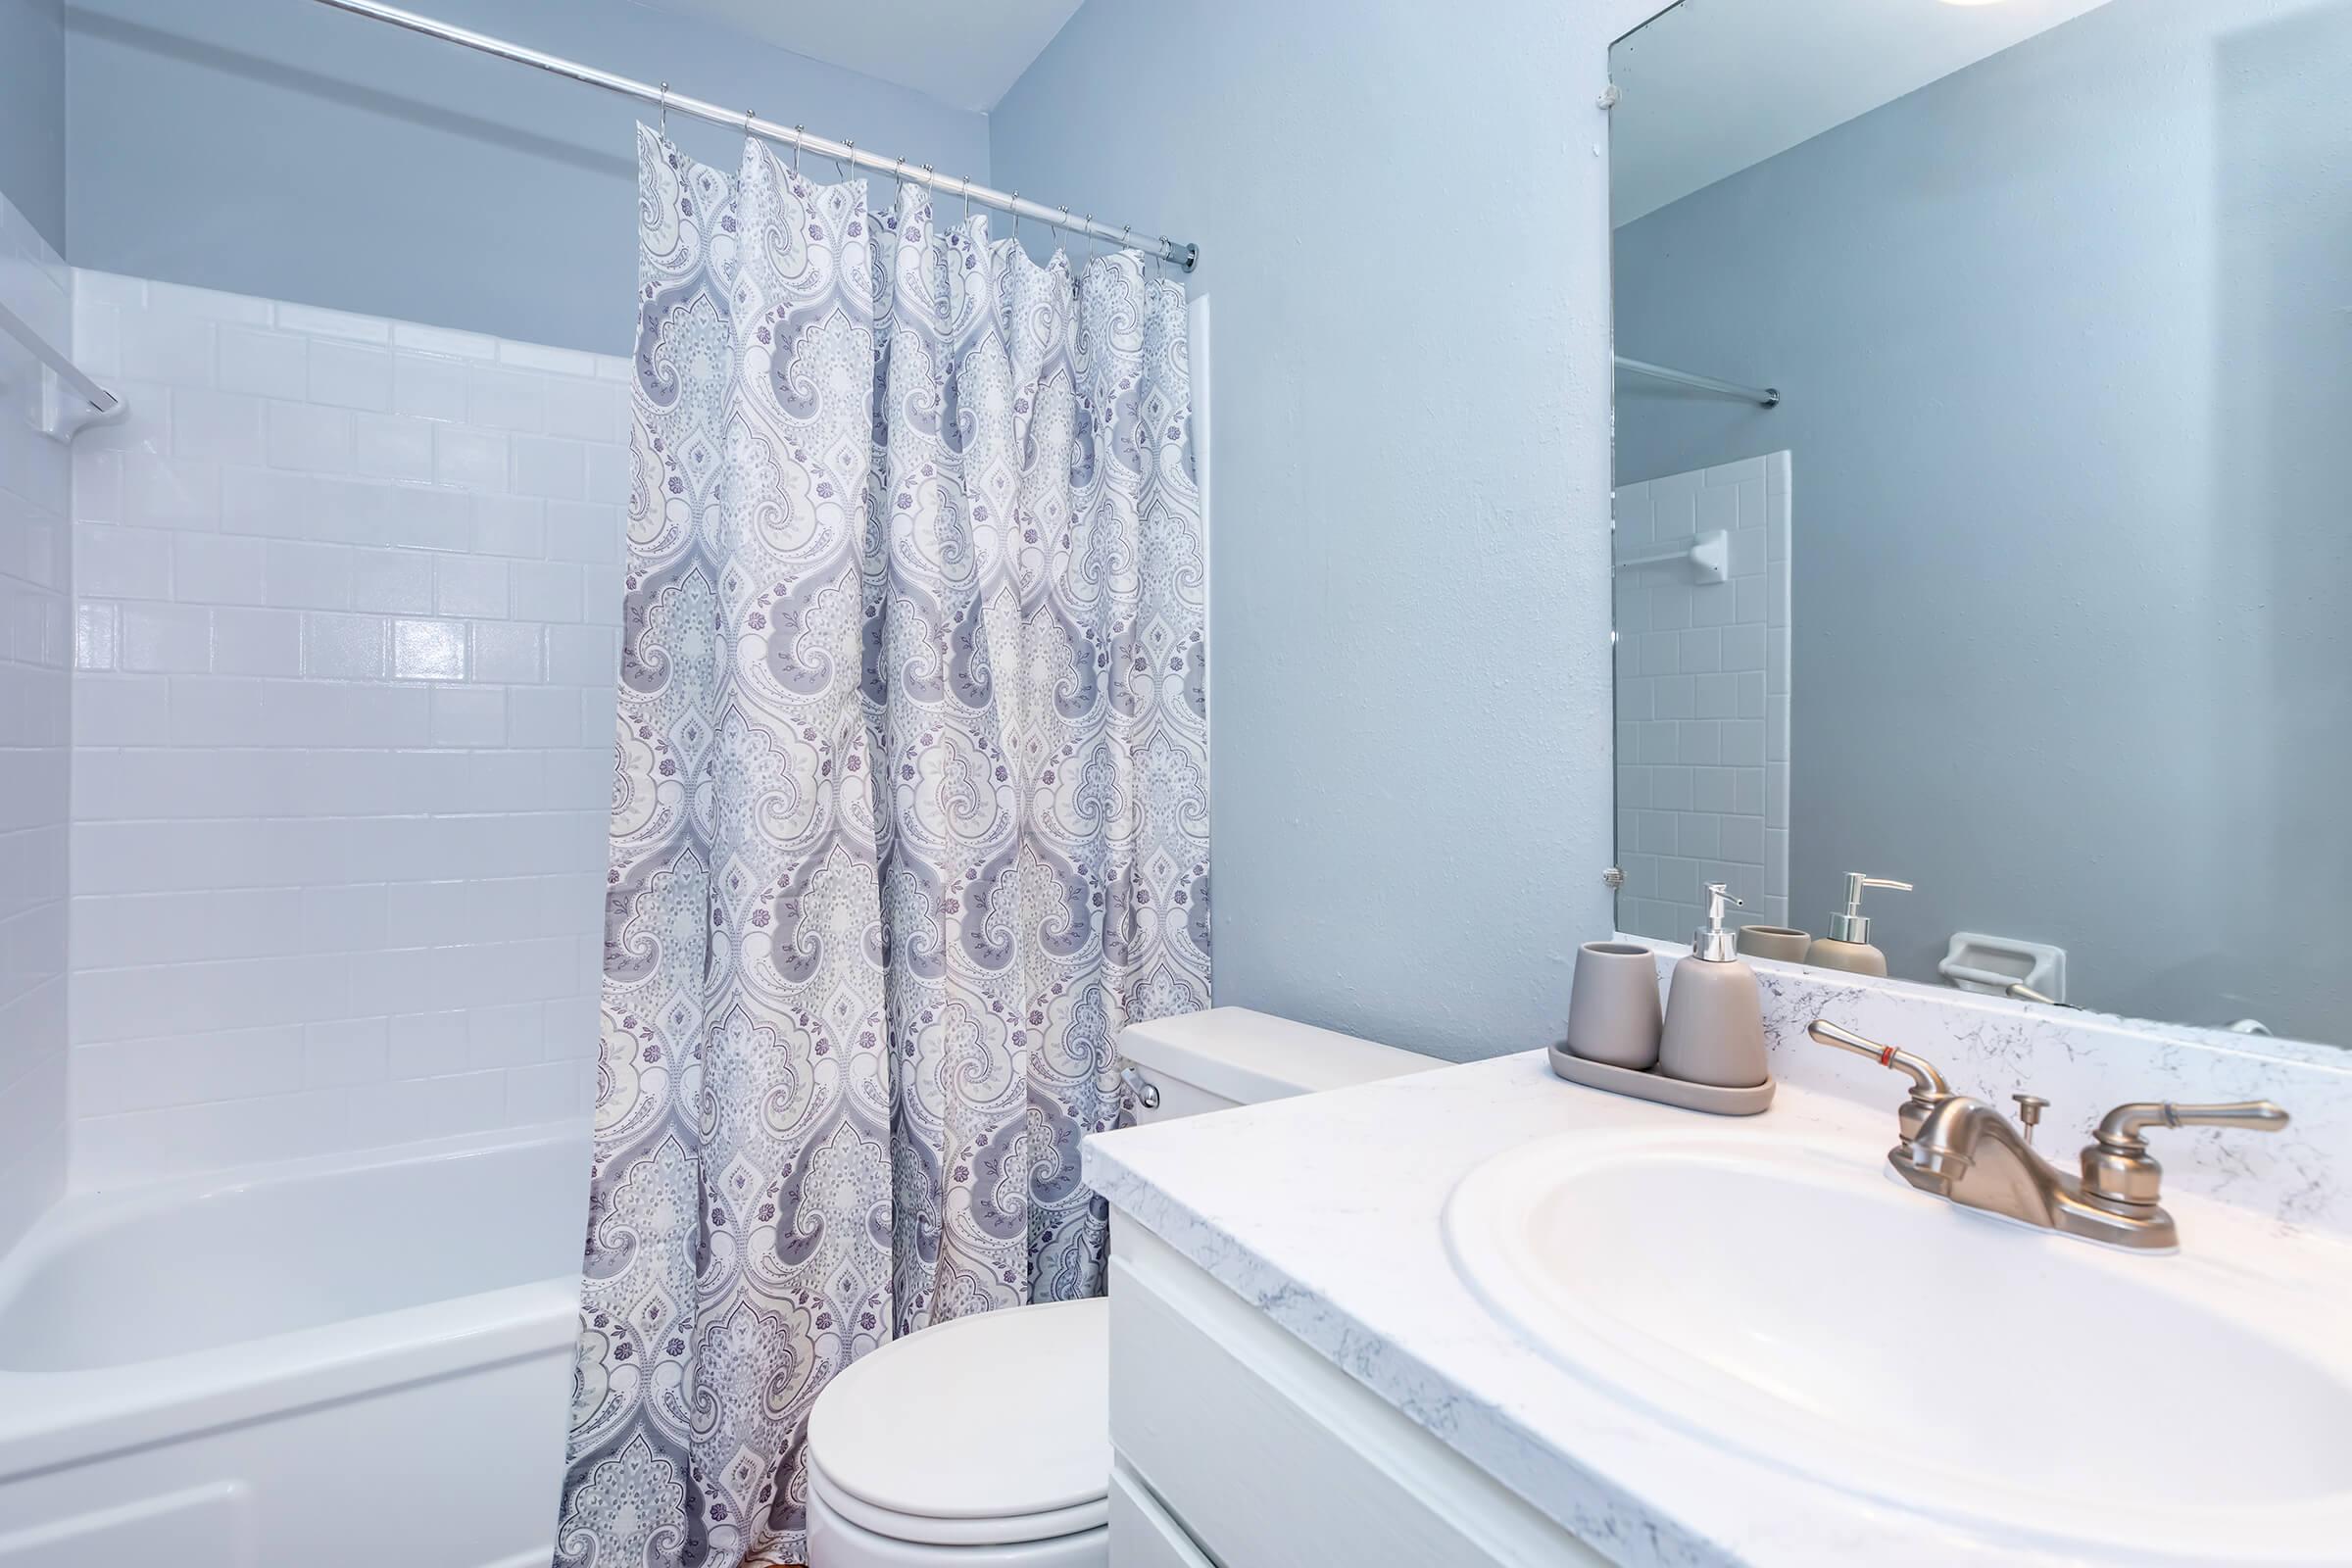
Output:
1615,356,1779,409
307,0,1200,271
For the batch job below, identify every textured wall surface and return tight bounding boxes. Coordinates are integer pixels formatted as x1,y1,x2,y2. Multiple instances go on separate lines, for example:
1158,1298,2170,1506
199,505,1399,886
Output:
989,0,1665,1060
63,0,991,354
1613,453,1790,945
67,269,625,1186
0,0,66,252
1614,0,2352,1040
0,191,73,1247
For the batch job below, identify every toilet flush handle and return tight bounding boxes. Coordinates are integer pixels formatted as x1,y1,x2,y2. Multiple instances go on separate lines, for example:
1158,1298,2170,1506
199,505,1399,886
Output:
1120,1065,1160,1111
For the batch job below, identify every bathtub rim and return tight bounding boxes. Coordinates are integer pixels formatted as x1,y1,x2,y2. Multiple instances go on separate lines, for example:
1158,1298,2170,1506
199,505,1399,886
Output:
0,1122,591,1484
0,1120,592,1302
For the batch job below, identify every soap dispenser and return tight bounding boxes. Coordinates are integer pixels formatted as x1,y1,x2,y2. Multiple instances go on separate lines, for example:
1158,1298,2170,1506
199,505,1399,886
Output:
1805,873,1913,977
1657,883,1769,1089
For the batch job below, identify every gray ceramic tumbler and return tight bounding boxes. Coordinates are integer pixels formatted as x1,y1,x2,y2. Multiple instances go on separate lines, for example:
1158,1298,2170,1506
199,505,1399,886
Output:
1737,925,1814,962
1565,942,1665,1070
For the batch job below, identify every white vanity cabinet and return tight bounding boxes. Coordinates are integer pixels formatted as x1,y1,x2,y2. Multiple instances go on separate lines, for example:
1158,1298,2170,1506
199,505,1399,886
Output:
1105,1222,1609,1568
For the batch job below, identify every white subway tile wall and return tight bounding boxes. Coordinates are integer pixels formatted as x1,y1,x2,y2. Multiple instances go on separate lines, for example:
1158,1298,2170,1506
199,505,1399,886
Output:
67,270,628,1186
1612,452,1792,947
0,195,74,1247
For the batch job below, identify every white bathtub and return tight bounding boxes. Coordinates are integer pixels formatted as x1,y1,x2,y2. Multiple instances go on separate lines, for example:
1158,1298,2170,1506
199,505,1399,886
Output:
0,1126,590,1567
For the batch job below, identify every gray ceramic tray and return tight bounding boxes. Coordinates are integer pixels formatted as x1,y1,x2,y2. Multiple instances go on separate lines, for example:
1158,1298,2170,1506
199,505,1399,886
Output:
1546,1041,1775,1116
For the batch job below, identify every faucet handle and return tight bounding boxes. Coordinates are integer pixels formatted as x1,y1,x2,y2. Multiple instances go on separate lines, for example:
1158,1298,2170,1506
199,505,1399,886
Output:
2096,1100,2288,1143
1807,1019,1956,1144
2081,1100,2289,1208
1807,1019,1952,1101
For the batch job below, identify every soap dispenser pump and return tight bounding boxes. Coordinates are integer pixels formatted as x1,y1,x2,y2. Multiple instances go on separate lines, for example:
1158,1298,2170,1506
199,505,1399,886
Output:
1805,873,1913,977
1657,883,1770,1089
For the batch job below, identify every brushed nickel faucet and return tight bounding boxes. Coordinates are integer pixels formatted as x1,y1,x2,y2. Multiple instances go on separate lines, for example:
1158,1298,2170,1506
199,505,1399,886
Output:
1807,1019,2288,1251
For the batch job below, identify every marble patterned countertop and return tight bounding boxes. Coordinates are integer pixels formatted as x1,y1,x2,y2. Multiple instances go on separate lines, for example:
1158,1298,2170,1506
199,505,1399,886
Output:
1084,961,2352,1567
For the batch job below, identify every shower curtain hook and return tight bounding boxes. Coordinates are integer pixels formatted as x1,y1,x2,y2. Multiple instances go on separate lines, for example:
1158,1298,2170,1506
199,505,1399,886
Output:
656,81,669,136
839,137,856,181
1084,215,1099,262
1158,236,1175,283
791,124,806,173
959,175,974,226
893,154,909,202
743,107,757,137
1008,192,1020,246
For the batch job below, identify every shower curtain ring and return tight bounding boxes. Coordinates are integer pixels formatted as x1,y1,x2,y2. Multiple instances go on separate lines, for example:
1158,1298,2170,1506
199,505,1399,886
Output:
656,82,668,135
893,154,909,198
839,138,856,180
960,175,974,225
791,124,805,172
743,107,757,135
1008,192,1020,245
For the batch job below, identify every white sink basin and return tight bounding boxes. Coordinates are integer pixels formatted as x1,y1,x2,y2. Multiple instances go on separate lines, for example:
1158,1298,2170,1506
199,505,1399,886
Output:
1445,1126,2352,1562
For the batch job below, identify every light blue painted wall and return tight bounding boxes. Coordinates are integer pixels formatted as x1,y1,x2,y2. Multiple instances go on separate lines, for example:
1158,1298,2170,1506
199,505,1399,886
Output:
1,0,67,251
990,0,1653,1061
63,0,990,354
1614,0,2352,1041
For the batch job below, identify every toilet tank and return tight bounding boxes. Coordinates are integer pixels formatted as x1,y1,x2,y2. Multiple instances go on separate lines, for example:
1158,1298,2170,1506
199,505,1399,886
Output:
1118,1007,1439,1124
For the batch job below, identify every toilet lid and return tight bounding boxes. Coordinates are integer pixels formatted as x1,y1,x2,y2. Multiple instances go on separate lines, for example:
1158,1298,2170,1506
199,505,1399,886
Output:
808,1297,1109,1535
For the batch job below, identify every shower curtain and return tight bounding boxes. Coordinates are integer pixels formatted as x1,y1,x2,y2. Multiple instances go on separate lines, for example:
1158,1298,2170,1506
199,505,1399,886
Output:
554,129,1209,1568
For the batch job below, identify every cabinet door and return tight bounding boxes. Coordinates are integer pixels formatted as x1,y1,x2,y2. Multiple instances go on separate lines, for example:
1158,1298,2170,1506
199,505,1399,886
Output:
1108,1225,1605,1568
1109,1459,1216,1568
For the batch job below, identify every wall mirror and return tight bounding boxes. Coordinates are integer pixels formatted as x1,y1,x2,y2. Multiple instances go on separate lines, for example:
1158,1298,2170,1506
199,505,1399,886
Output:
1607,0,2350,1046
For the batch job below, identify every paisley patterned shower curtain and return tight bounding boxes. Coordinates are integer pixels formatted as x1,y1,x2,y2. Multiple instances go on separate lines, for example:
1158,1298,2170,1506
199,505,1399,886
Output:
554,129,1209,1568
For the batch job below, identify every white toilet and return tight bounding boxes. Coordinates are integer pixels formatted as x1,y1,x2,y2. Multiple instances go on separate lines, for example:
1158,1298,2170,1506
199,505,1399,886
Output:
804,1006,1437,1566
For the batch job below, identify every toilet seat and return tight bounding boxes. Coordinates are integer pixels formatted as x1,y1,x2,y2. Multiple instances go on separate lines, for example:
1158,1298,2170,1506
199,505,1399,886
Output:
807,1479,1106,1566
806,1297,1109,1556
808,1456,1107,1546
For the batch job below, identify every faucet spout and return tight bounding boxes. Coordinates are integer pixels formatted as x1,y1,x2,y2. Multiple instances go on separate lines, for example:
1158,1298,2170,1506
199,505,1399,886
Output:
1902,1097,2061,1225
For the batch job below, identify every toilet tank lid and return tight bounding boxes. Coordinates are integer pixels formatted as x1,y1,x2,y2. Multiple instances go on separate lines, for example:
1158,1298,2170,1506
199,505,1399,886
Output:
1118,1007,1439,1105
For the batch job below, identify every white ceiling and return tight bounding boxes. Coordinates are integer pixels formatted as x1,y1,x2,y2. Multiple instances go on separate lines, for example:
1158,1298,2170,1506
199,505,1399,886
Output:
1609,0,2118,226
625,0,1086,113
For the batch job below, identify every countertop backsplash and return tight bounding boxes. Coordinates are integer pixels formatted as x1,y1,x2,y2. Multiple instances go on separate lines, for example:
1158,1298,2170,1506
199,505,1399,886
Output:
1618,935,2352,1237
